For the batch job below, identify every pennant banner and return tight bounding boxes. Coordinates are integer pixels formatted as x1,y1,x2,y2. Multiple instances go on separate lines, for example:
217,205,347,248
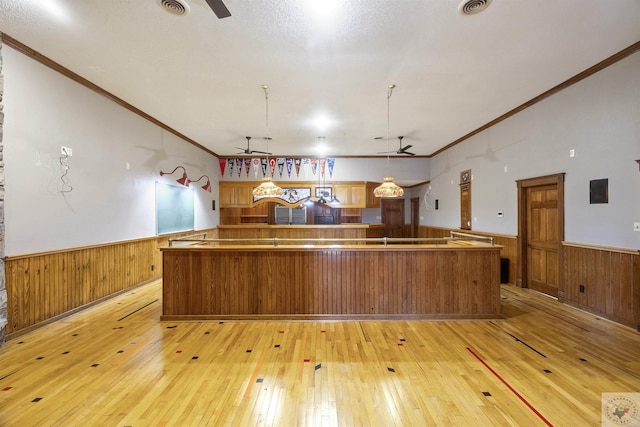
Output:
261,158,268,177
294,158,301,177
244,158,251,177
227,158,235,177
327,158,335,178
310,158,318,176
252,158,260,177
235,158,243,177
319,158,326,178
277,158,285,177
219,157,227,176
286,158,293,177
269,158,277,178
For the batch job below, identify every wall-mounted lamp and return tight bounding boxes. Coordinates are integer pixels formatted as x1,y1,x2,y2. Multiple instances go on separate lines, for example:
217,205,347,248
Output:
160,166,190,186
191,175,212,192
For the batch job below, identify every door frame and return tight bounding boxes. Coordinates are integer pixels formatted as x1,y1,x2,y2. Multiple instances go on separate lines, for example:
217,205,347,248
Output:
410,197,420,238
516,173,565,292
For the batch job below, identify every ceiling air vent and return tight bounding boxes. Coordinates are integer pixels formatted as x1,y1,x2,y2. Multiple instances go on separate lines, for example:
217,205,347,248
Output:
458,0,492,15
158,0,190,16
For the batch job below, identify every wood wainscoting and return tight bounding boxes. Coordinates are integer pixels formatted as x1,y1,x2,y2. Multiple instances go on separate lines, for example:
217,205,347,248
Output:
4,228,218,338
418,226,518,285
161,243,502,320
562,242,640,329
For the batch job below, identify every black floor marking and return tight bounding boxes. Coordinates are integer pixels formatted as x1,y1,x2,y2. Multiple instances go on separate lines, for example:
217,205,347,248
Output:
274,344,280,348
256,378,263,383
359,322,370,342
117,299,158,322
489,322,546,358
62,351,70,355
315,364,321,371
32,397,42,402
543,369,552,373
482,391,492,396
246,349,252,353
387,367,395,372
91,364,99,368
192,356,199,360
0,370,21,381
399,338,406,342
36,357,44,360
166,325,177,329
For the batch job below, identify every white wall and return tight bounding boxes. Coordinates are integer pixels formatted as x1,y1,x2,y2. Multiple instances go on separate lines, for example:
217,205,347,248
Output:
420,51,640,249
3,47,219,256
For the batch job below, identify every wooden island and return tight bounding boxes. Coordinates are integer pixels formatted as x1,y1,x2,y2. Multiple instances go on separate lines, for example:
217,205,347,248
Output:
161,240,502,321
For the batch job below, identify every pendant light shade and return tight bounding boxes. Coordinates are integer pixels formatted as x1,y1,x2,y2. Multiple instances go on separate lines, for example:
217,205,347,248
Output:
251,84,282,198
253,177,283,197
373,177,404,198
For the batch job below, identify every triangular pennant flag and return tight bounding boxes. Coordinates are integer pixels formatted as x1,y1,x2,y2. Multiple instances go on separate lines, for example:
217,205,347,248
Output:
236,158,243,177
311,158,318,176
219,157,227,176
252,158,260,178
294,158,301,177
244,158,251,177
286,158,293,177
302,158,311,177
227,158,235,177
277,158,285,177
261,158,268,177
269,158,277,178
327,158,335,178
319,158,326,178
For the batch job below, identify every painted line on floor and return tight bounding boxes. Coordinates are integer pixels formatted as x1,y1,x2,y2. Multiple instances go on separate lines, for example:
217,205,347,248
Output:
467,347,553,427
117,299,159,322
112,338,151,368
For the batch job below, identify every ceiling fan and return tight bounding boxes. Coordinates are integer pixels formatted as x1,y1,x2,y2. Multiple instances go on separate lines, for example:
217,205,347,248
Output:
377,136,416,156
204,0,231,18
236,136,272,155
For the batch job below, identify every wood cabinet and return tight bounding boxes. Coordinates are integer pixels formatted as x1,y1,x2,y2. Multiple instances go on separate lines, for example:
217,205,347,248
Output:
365,182,381,208
333,183,366,208
219,182,254,207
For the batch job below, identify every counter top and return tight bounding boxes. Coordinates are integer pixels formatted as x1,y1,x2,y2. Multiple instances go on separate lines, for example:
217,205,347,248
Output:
217,224,385,229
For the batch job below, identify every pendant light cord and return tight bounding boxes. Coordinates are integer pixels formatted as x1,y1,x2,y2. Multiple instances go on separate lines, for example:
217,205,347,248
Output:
386,84,395,173
262,84,272,177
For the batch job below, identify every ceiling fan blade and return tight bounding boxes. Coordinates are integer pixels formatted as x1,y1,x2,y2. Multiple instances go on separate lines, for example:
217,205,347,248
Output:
401,144,413,151
377,150,394,154
404,151,416,156
204,0,231,18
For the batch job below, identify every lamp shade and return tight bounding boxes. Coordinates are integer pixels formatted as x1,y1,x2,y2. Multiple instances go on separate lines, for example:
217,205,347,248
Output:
373,177,404,198
252,177,283,198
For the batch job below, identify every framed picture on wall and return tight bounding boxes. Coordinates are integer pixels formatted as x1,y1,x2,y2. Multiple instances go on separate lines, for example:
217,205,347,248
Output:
315,187,332,198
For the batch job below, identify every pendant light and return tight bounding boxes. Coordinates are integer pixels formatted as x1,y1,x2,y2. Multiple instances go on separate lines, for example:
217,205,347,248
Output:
252,84,283,198
374,84,404,198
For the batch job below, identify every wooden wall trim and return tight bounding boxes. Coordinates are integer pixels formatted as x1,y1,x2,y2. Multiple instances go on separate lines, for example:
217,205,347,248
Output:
562,241,639,256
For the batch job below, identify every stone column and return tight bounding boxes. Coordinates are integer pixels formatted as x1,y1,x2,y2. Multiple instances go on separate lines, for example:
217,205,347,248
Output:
0,34,6,345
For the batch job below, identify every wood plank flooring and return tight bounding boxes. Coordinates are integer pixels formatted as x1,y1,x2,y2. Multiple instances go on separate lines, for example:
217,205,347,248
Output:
0,280,639,426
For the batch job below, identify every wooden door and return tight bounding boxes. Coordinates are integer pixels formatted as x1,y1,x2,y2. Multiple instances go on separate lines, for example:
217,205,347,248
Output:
410,197,419,238
517,174,564,297
381,198,405,238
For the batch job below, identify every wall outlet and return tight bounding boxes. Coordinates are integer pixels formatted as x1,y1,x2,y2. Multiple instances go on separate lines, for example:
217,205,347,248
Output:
579,284,585,293
634,222,640,232
497,211,504,218
61,146,73,156
569,149,575,158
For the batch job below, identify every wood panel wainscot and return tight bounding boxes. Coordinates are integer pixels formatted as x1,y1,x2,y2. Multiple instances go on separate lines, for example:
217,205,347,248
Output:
562,242,640,329
161,243,502,320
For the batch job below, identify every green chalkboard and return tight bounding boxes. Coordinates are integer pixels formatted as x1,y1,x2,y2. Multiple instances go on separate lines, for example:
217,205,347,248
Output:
156,182,194,235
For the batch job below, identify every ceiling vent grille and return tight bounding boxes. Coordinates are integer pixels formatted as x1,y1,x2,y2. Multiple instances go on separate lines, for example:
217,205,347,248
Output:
158,0,190,16
458,0,492,15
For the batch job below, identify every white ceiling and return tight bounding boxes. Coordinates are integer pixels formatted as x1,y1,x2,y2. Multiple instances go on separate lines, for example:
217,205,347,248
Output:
1,0,639,157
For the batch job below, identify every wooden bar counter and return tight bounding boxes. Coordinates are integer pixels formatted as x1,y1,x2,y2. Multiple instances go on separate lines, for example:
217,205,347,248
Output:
217,223,385,242
161,242,502,321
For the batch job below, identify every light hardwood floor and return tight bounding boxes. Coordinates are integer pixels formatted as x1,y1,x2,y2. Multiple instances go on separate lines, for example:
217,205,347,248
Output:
0,279,638,426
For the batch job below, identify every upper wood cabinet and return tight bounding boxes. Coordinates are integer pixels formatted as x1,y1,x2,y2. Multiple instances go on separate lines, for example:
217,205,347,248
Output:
333,183,366,208
365,182,381,208
219,182,254,207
